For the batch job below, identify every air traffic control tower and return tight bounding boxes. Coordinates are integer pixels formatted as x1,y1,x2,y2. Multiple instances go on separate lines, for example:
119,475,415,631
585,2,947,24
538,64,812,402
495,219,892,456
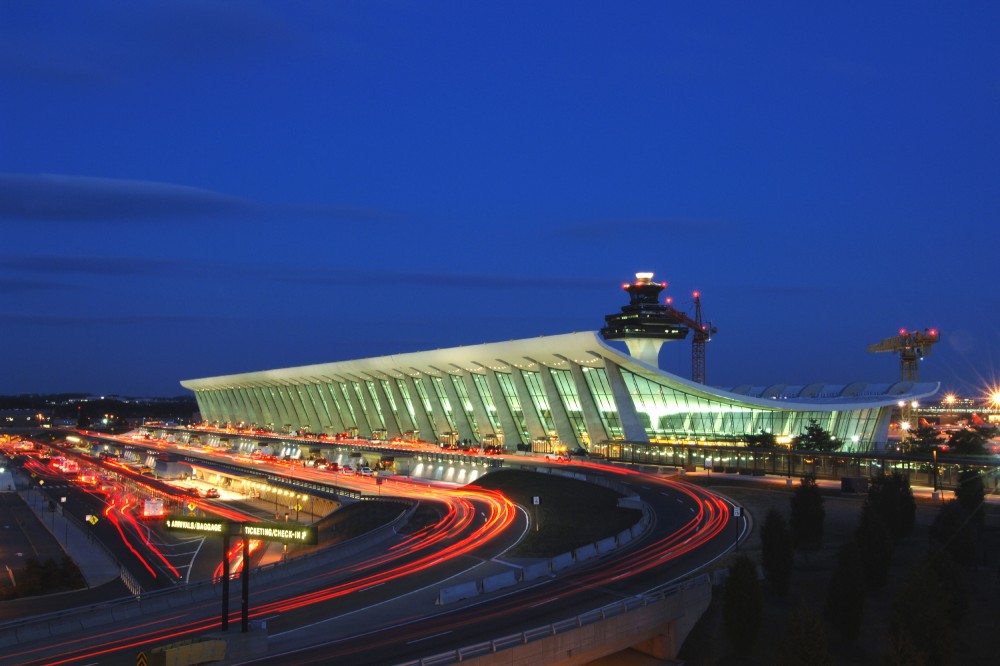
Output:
600,272,689,367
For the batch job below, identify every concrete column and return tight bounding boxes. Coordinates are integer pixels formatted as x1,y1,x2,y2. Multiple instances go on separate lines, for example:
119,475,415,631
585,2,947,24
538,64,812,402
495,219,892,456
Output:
438,373,476,443
373,379,404,438
291,383,323,434
511,369,547,442
536,364,579,448
462,373,495,438
418,376,453,442
570,363,609,447
276,384,307,431
400,377,438,441
320,377,350,432
603,362,649,443
251,386,279,428
344,380,375,435
485,371,521,448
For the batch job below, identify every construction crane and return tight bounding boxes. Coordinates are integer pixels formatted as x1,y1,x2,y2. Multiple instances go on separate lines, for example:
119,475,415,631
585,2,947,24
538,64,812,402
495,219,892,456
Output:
867,328,941,382
867,328,941,437
664,292,717,384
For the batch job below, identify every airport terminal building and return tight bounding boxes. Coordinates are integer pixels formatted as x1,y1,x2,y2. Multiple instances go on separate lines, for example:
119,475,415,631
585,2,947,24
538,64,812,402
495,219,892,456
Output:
181,275,938,453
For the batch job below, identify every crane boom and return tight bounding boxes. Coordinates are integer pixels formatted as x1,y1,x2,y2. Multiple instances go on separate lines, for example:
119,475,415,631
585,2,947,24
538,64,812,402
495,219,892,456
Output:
664,292,717,384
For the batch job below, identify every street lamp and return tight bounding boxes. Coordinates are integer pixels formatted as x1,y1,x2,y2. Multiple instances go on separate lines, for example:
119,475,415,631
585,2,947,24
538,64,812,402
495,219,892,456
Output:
932,448,940,500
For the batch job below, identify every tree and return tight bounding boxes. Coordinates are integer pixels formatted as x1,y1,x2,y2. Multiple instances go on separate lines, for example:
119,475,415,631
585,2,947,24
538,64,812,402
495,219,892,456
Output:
792,419,840,452
760,508,794,596
790,475,825,553
954,468,985,528
824,540,865,641
723,555,762,657
855,503,893,589
888,560,956,665
908,425,944,455
929,500,977,567
945,428,988,455
779,601,832,666
866,472,916,541
745,430,777,449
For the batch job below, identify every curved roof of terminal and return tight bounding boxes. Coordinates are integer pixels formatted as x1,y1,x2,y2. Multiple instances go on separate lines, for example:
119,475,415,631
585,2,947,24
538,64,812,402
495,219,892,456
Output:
181,331,939,411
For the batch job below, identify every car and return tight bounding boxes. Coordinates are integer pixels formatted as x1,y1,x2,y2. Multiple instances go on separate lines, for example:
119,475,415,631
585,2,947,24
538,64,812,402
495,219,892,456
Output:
204,488,221,498
545,453,570,462
360,466,374,476
340,464,353,474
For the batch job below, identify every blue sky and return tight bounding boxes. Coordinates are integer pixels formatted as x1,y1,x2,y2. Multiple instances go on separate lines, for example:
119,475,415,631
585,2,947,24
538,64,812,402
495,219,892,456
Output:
2,2,998,398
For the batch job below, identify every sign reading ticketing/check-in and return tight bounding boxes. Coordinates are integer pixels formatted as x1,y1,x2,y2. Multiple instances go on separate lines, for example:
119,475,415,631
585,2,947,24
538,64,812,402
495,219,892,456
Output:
164,516,317,545
242,522,318,545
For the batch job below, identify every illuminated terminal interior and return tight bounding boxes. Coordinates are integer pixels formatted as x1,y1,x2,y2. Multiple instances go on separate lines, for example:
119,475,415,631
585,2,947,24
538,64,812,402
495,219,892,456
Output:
181,333,938,454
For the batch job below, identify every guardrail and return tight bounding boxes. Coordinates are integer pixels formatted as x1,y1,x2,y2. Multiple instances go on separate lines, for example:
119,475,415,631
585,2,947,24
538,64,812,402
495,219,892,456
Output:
435,501,651,605
404,574,711,666
0,502,416,648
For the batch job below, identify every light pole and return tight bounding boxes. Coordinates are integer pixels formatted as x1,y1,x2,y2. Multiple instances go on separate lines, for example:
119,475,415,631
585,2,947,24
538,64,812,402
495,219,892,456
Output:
932,448,940,500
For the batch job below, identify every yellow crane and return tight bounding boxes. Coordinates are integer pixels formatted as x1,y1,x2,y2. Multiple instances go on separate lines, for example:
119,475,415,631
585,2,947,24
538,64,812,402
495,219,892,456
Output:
867,328,940,382
867,328,940,437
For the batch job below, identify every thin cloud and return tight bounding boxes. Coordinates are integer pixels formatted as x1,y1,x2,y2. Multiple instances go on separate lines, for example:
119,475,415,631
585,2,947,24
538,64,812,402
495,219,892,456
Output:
276,269,611,290
0,276,75,293
1,312,221,326
0,173,395,224
553,216,728,239
0,255,190,277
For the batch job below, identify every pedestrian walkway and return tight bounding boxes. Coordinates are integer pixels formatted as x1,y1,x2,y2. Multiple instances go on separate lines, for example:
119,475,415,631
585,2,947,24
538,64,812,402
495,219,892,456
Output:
13,471,120,588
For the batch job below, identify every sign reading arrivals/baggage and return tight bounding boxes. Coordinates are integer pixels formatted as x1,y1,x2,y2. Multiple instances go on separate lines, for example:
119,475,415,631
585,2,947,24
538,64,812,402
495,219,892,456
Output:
165,517,229,535
164,516,318,545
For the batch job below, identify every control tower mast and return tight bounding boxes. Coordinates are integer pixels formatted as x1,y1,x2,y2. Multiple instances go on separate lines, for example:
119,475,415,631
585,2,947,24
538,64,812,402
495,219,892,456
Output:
600,272,689,367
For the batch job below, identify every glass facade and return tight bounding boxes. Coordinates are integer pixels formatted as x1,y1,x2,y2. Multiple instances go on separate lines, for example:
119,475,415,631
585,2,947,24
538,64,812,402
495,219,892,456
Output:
187,332,926,453
380,379,408,434
521,370,557,434
450,374,481,441
495,372,529,444
412,377,439,440
549,368,587,447
395,379,419,428
582,367,624,439
430,376,458,433
472,373,503,437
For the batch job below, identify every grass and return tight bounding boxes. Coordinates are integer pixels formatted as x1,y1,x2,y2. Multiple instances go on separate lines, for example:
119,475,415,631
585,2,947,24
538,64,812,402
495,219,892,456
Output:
471,469,641,557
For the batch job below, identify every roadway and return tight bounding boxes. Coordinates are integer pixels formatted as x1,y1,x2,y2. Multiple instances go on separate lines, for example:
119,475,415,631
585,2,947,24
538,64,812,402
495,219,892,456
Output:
0,433,736,665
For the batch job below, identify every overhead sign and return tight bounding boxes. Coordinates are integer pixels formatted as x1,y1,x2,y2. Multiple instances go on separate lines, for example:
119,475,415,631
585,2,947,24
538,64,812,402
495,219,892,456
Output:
242,522,318,545
165,517,230,535
163,517,317,544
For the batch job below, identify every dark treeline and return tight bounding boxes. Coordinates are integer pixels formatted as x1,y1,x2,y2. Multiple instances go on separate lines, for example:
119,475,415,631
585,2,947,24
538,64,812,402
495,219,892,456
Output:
0,394,197,421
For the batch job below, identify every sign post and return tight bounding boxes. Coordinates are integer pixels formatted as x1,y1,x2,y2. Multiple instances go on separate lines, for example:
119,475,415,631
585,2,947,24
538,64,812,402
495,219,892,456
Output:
241,534,250,633
165,516,319,634
532,496,540,532
733,506,742,551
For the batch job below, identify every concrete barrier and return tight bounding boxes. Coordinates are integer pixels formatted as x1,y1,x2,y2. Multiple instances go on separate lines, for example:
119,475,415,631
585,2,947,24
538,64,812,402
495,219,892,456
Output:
616,528,632,546
14,623,51,645
482,570,518,594
521,561,550,582
436,580,480,605
573,543,598,563
596,536,617,554
551,551,574,572
617,496,643,510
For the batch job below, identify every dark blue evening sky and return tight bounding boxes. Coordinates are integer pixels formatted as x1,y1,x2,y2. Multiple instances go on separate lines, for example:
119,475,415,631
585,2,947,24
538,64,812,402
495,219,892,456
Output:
2,2,998,397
